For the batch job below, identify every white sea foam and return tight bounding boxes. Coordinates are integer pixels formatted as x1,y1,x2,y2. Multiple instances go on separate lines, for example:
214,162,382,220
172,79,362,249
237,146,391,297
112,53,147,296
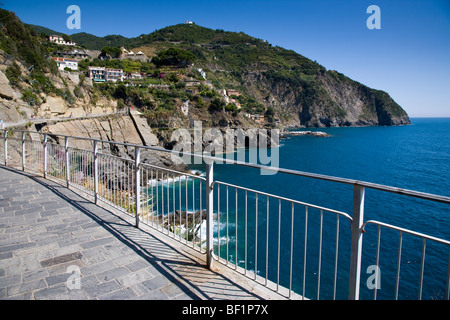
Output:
146,170,204,187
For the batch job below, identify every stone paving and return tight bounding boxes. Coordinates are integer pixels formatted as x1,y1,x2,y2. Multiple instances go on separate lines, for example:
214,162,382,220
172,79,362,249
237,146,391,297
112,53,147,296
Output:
0,166,287,300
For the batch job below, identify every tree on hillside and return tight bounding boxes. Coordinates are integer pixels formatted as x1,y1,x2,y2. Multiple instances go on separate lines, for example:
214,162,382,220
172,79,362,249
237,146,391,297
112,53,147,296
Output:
152,48,196,67
101,46,122,59
62,34,72,42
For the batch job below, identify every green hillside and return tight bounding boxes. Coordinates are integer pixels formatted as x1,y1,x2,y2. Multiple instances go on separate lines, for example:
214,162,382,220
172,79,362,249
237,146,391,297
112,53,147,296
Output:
9,14,410,128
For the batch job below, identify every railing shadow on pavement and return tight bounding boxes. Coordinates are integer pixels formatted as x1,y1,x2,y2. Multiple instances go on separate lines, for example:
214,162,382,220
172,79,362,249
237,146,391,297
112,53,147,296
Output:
0,165,268,300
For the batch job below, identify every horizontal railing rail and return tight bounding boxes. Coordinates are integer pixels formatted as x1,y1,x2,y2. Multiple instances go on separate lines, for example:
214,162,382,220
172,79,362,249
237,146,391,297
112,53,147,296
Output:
1,128,449,300
362,220,450,300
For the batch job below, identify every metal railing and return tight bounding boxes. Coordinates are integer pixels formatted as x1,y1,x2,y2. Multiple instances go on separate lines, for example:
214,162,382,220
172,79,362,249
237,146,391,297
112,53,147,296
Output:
1,128,450,300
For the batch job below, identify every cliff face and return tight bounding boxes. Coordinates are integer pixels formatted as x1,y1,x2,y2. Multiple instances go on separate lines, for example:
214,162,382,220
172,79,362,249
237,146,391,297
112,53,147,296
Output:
42,115,189,173
241,69,410,128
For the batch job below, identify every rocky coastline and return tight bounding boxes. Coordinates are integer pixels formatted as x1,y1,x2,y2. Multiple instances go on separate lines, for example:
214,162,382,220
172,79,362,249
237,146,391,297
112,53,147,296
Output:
281,130,331,138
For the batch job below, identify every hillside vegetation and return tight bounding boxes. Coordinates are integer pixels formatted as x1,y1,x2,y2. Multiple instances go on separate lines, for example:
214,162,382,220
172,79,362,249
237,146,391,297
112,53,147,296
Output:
72,23,409,127
2,10,410,130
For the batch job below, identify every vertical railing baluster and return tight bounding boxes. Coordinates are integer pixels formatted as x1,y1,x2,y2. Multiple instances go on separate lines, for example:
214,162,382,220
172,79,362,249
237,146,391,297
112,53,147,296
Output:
277,199,281,292
179,172,182,242
206,162,214,269
289,202,294,298
446,248,450,300
3,130,7,166
348,185,365,300
317,210,323,300
134,146,141,228
21,131,25,171
218,184,221,259
185,174,188,244
235,188,238,270
395,231,403,300
265,196,269,286
245,190,248,275
333,214,340,300
167,172,170,236
374,225,381,300
191,177,195,245
303,206,308,300
172,173,175,239
226,185,229,265
65,137,70,187
43,133,47,178
418,239,426,300
255,194,258,281
94,141,98,204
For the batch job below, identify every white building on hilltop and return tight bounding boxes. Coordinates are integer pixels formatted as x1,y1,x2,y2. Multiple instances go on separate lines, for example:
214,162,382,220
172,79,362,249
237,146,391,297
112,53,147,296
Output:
49,35,76,46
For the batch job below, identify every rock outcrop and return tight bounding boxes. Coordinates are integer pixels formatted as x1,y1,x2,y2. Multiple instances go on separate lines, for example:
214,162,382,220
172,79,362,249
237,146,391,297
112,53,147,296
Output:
0,70,16,100
243,70,410,128
42,115,190,174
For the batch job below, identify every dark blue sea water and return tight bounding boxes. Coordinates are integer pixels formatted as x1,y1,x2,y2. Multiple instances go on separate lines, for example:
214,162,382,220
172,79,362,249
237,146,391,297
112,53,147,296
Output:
202,118,450,300
158,118,449,299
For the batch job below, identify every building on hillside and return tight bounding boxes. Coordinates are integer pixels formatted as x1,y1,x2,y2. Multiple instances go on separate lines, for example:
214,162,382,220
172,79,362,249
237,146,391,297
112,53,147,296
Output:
52,57,78,71
49,35,76,46
88,66,125,82
227,89,240,97
248,114,265,124
120,48,149,62
106,69,124,82
183,76,202,87
127,72,144,80
88,66,106,82
55,49,90,61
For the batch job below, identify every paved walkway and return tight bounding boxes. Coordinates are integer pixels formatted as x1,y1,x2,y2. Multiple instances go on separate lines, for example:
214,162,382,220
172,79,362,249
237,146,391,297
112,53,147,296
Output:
0,166,287,300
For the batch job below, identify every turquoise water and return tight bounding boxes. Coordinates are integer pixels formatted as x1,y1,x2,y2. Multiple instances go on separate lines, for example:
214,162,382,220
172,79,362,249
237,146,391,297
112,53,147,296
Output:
159,118,450,299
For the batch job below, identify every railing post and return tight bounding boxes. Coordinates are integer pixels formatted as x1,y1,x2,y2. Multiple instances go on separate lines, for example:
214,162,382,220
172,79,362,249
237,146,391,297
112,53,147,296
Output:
348,185,365,300
43,133,48,179
134,146,141,228
4,130,8,166
21,131,26,171
65,136,70,188
93,140,99,204
206,162,214,269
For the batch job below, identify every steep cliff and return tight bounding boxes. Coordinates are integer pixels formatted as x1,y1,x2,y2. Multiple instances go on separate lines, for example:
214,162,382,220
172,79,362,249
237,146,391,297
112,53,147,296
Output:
249,69,410,127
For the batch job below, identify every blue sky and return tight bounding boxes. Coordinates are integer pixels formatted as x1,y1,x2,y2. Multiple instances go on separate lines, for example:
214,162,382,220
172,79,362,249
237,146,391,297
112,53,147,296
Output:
3,0,450,117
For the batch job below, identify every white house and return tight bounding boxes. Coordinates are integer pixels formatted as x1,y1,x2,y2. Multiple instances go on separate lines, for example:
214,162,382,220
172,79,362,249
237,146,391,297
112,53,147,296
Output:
88,66,124,82
88,66,106,82
49,35,76,46
52,57,78,71
106,68,124,82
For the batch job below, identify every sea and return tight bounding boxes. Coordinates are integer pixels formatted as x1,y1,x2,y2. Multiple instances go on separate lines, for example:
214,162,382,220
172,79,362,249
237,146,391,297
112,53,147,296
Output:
165,117,450,300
